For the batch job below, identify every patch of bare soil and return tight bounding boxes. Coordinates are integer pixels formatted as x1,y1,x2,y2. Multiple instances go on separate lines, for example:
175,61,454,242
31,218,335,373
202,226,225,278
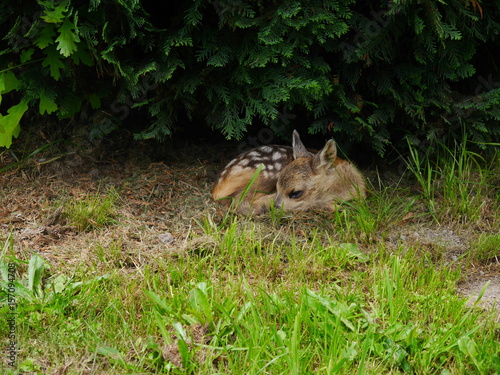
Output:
386,224,500,317
387,226,469,259
162,323,213,368
1,139,499,316
457,263,500,318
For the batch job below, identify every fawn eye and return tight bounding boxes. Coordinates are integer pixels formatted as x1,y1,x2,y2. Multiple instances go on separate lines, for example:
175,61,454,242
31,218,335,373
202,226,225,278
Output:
288,190,303,199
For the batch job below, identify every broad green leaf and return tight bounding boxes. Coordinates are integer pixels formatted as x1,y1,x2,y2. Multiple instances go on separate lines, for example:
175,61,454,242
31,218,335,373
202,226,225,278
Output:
96,346,128,366
35,24,56,49
39,0,69,23
39,95,58,114
96,346,121,356
42,47,65,80
339,243,370,262
20,48,35,63
56,20,80,57
458,336,478,358
152,309,172,345
189,284,213,322
177,337,190,368
144,289,174,314
173,323,191,367
49,274,70,293
0,71,20,95
27,254,48,296
0,99,28,148
71,45,93,66
457,336,482,370
173,322,188,341
0,259,8,282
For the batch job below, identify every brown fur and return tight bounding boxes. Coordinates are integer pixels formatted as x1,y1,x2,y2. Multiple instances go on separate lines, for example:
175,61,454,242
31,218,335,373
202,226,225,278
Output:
212,131,366,215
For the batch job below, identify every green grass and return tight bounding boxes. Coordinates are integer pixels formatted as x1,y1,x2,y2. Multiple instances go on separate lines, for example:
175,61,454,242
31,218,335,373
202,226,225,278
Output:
0,145,499,374
405,137,499,224
468,233,500,263
60,187,119,232
1,225,499,373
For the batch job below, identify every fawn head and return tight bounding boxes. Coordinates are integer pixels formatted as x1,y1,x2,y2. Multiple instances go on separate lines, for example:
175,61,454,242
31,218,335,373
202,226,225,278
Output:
275,130,366,211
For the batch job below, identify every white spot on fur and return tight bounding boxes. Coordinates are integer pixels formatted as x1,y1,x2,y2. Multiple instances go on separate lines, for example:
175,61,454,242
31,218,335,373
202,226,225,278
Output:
272,152,283,161
239,158,250,167
247,151,260,158
229,165,245,174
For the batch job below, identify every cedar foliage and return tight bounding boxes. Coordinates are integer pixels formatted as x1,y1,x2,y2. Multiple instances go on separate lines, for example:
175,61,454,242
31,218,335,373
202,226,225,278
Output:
1,0,499,155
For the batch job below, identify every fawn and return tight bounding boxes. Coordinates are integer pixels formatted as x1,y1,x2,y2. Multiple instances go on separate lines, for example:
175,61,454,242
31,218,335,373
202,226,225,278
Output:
212,130,366,214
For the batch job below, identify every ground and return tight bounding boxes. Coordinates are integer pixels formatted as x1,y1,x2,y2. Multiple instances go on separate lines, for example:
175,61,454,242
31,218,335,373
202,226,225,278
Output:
1,135,499,319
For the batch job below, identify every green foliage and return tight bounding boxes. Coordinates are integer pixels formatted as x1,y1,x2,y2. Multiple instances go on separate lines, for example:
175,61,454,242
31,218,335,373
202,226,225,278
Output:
1,0,499,155
0,0,149,147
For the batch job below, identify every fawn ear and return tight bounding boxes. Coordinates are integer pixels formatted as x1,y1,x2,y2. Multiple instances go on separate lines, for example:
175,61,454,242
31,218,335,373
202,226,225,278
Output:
292,130,310,159
312,139,337,172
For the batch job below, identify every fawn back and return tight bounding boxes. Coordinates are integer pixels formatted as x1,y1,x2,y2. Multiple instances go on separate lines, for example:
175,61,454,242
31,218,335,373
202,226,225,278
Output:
212,130,366,214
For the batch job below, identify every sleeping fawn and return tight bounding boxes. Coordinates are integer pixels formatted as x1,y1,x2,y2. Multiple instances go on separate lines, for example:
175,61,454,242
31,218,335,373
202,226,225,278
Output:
212,130,366,215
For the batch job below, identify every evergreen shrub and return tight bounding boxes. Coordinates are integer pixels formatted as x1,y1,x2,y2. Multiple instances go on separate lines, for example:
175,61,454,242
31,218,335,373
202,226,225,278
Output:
1,0,499,155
